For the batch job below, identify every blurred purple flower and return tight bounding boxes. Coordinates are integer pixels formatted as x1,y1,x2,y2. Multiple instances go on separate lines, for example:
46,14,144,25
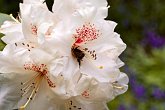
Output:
132,84,146,98
129,75,136,87
143,31,165,48
129,105,137,110
123,65,136,87
152,87,165,100
118,104,126,110
124,66,146,99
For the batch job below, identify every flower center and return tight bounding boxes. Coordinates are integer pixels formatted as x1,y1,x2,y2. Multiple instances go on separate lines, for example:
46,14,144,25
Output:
71,23,99,65
19,63,55,110
71,46,97,66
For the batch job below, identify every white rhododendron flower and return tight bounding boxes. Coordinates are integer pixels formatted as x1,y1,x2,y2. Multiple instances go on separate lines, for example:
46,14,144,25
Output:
0,0,128,110
0,45,80,110
49,6,126,82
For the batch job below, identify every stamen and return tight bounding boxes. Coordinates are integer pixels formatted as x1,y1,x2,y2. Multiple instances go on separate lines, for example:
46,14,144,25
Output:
65,100,82,110
20,74,43,110
45,75,56,88
112,82,124,90
21,73,39,86
82,47,97,60
113,85,124,89
14,42,36,52
9,14,20,23
21,73,40,97
19,63,55,109
71,23,99,65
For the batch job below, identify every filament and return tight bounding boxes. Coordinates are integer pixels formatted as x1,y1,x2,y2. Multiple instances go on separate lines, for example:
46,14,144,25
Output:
20,74,43,110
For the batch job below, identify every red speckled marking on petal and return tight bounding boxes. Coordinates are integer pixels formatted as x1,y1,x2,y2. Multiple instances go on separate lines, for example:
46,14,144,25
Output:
74,23,100,45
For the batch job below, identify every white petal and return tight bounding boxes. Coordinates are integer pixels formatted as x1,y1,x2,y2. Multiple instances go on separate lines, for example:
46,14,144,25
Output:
29,48,54,64
78,0,108,8
1,32,24,44
50,56,79,80
75,75,116,101
0,48,29,73
80,56,120,82
0,73,33,110
75,6,97,21
82,20,126,59
0,21,23,44
53,0,108,19
110,72,129,99
21,82,59,110
118,72,129,84
0,75,21,110
0,21,21,33
44,22,75,56
76,0,108,19
53,0,77,19
63,97,109,110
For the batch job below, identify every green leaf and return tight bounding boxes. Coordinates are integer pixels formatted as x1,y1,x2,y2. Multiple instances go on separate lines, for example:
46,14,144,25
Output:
0,13,13,50
0,13,13,26
0,33,5,51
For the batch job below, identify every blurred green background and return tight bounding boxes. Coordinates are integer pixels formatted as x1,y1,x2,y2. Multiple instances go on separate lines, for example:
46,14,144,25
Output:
0,0,165,110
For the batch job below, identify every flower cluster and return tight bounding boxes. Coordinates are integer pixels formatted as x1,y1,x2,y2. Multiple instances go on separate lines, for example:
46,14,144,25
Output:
0,0,128,110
